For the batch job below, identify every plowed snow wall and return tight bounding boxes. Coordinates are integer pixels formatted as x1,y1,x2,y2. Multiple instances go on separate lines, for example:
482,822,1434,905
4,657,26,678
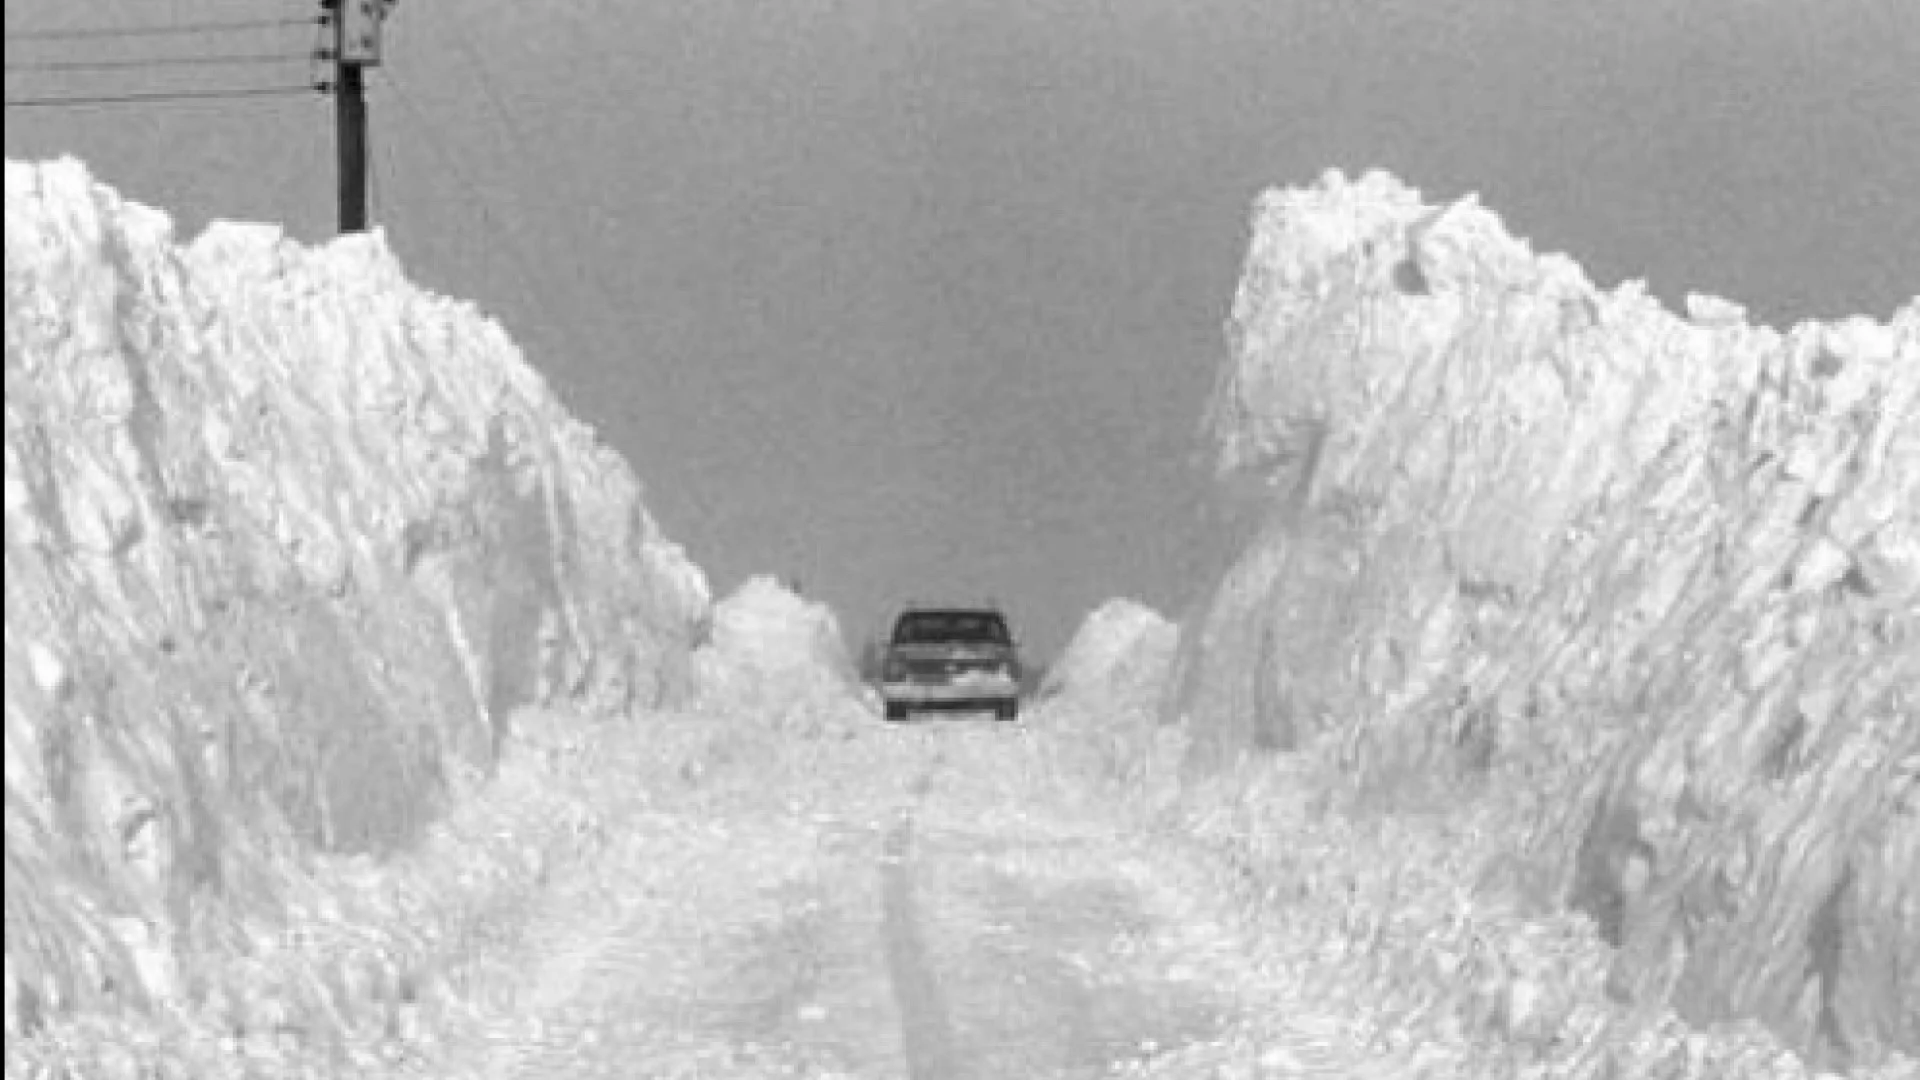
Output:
1166,169,1918,1069
3,159,709,1029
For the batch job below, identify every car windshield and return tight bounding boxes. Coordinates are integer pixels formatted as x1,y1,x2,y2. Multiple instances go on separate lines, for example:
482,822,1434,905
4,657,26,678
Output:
892,611,1010,646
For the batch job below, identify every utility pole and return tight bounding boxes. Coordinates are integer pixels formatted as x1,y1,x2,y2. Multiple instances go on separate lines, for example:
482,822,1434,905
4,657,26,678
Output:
323,0,393,234
337,61,367,233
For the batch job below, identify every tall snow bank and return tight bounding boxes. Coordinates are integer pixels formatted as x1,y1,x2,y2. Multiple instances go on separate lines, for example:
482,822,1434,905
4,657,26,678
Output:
1165,168,1918,1070
3,159,709,1038
693,575,866,731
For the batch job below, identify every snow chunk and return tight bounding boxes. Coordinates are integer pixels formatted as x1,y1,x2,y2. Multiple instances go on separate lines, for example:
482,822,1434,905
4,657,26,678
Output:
694,577,865,730
1042,598,1178,708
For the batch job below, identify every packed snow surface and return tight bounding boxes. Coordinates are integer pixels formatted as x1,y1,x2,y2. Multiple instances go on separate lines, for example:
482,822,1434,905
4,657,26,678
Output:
7,157,1918,1080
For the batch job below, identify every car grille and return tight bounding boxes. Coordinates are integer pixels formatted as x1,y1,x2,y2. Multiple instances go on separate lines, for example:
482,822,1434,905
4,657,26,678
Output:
903,657,1003,680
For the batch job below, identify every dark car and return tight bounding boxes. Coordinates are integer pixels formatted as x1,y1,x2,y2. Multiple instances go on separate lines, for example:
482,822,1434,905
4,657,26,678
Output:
878,606,1022,722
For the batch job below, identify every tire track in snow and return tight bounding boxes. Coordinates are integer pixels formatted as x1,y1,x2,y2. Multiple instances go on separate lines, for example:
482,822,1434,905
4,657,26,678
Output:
880,757,963,1080
449,727,1242,1078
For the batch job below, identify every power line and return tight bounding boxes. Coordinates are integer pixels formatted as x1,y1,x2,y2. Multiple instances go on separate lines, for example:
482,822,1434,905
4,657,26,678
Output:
5,17,317,43
6,53,313,75
3,85,320,109
375,69,553,303
373,70,644,426
421,25,721,526
305,8,332,96
444,18,524,148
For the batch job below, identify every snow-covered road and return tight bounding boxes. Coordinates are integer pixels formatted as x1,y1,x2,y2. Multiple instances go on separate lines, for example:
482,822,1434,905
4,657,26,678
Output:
441,722,1253,1080
383,682,1895,1080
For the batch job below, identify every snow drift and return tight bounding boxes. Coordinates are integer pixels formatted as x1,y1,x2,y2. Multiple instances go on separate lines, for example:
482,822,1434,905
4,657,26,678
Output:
1164,169,1918,1070
1039,597,1177,708
693,575,867,731
3,159,709,1042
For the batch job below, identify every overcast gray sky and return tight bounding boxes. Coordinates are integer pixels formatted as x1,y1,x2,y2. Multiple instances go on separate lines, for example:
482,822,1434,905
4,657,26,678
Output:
7,0,1917,659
